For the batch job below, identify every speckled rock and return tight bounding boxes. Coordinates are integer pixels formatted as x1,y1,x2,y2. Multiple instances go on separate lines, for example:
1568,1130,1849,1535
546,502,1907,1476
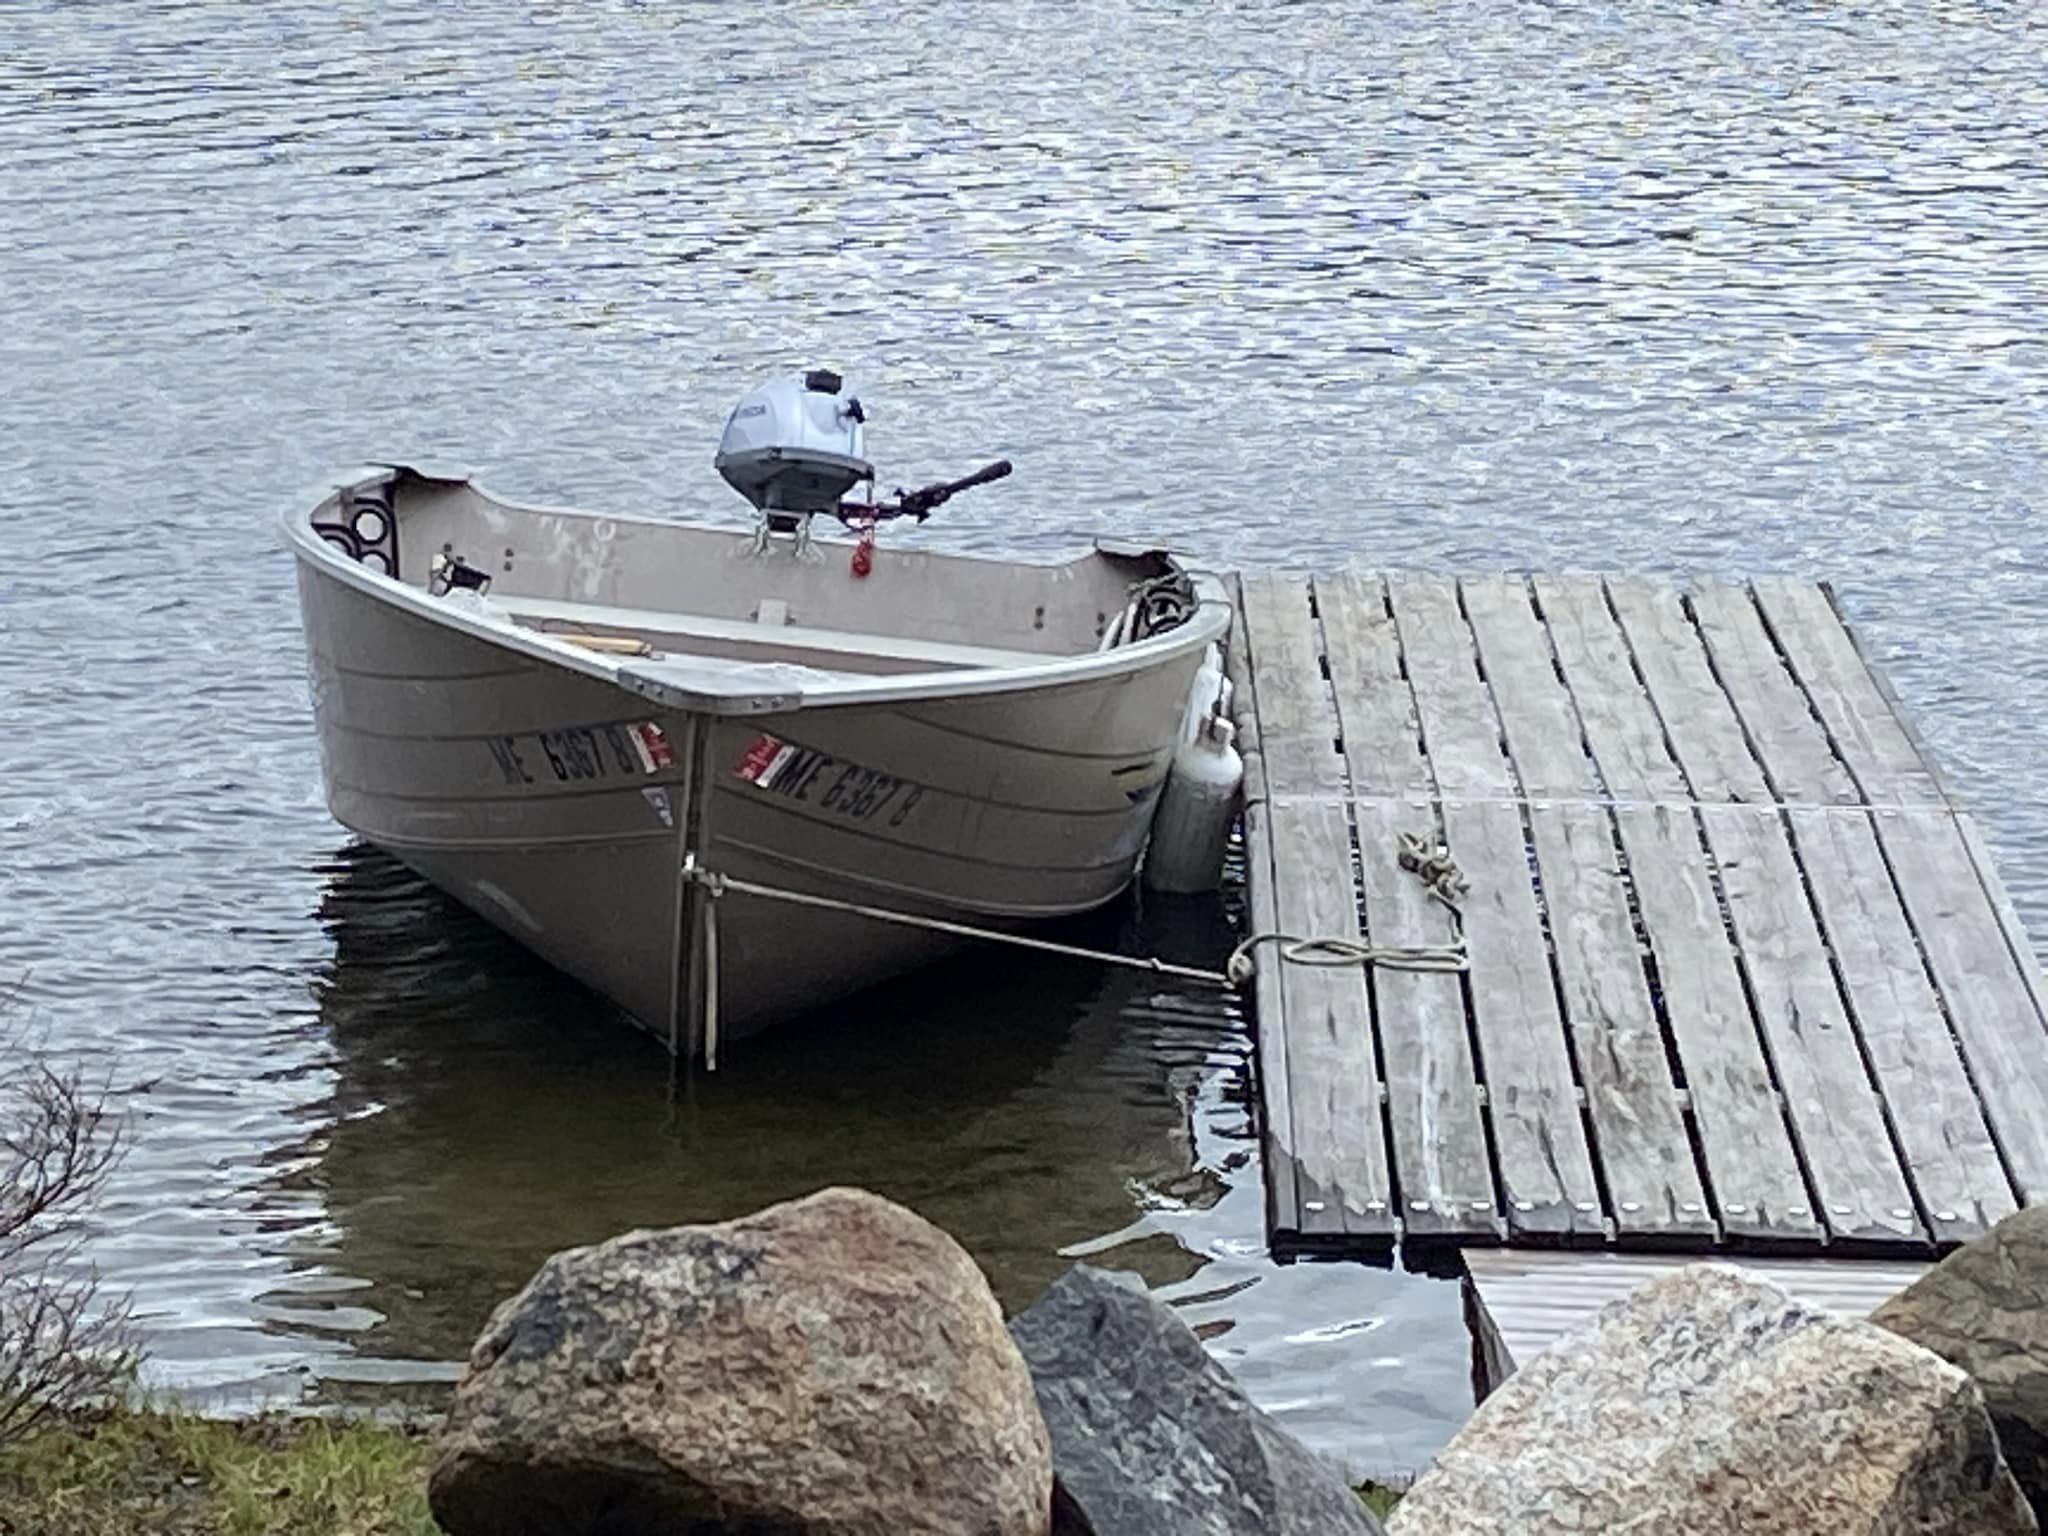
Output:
1875,1205,2048,1524
428,1186,1052,1536
1008,1265,1383,1536
1388,1262,2034,1536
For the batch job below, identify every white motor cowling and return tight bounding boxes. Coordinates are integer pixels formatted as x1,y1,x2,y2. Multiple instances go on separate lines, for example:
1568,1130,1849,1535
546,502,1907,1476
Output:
715,369,872,520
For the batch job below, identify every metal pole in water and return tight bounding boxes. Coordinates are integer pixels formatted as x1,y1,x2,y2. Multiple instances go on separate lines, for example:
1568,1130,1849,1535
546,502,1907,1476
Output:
702,891,721,1072
677,716,717,1068
664,715,702,1062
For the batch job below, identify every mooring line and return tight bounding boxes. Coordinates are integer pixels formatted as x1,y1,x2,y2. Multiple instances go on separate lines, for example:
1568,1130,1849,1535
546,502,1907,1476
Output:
677,860,1471,1035
683,865,1234,986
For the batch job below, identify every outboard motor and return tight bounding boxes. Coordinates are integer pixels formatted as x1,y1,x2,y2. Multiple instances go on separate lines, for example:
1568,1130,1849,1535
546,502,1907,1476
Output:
716,369,872,543
715,368,1014,562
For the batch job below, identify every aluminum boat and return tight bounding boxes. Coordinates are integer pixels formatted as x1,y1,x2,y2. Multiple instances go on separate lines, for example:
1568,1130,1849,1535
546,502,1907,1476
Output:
283,371,1233,1057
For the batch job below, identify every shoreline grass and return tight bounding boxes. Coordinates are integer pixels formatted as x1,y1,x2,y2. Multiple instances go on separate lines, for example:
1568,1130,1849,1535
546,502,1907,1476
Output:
0,1403,1402,1533
0,1407,436,1536
1358,1480,1403,1518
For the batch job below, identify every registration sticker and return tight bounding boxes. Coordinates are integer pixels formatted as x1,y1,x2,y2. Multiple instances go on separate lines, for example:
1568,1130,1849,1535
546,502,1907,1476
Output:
628,722,675,773
734,733,801,789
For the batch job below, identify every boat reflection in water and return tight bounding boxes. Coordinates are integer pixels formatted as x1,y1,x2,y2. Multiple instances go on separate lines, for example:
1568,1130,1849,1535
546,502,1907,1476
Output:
284,839,1249,1406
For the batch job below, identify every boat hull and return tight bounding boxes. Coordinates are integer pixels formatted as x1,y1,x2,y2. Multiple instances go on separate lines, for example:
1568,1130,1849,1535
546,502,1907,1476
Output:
295,556,1210,1042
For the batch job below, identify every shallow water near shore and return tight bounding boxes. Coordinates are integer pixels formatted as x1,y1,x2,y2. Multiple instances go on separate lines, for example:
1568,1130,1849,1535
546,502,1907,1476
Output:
2,0,2045,1483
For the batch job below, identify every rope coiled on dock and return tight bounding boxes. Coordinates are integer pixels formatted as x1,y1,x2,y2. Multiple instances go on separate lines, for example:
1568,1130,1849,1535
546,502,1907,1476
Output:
1222,932,1469,987
1222,830,1471,986
1396,829,1471,909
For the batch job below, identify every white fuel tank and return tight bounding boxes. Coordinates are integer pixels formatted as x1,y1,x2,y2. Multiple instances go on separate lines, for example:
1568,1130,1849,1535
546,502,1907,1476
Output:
1143,712,1244,895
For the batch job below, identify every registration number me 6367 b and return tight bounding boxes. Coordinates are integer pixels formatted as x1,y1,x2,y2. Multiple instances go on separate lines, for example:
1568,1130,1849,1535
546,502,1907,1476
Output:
732,734,926,828
485,721,674,786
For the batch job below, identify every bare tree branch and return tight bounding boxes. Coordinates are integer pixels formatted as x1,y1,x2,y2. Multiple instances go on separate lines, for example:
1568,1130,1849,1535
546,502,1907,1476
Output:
0,978,137,1445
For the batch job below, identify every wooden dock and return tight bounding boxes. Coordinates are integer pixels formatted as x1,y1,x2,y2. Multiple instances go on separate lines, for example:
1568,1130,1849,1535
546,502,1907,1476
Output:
1226,571,2048,1260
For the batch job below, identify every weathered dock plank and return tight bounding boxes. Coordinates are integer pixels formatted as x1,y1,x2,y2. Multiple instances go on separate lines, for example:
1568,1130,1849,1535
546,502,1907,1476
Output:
1530,576,1688,804
1356,793,1498,1242
1538,576,1917,1250
1689,580,2039,1230
1954,809,2048,1100
1701,805,1924,1247
1227,568,2043,1263
1603,579,2000,1246
1464,1249,1932,1396
1316,574,1427,800
1375,574,1500,797
1467,575,1815,1244
1268,799,1396,1238
1448,798,1605,1242
1789,805,2015,1243
1879,810,2048,1205
1453,577,1713,1242
1689,581,1859,805
1238,574,1344,797
1236,574,1393,1243
1320,574,1492,1241
1751,578,1945,806
1602,579,1772,804
1525,806,1716,1241
1225,576,1298,1239
1379,575,1602,1244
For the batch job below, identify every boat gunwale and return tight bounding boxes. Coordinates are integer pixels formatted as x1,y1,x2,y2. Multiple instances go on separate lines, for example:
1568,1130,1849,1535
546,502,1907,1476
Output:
282,465,1233,717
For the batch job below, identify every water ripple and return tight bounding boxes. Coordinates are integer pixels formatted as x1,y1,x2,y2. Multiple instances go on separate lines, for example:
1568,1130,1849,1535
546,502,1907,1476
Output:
3,0,2044,1482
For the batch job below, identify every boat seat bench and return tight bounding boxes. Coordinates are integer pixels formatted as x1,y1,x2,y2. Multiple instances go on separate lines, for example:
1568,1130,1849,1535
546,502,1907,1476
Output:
496,594,1054,672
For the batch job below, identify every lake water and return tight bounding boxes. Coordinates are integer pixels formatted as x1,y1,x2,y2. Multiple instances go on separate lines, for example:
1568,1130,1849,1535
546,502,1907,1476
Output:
2,0,2044,1484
